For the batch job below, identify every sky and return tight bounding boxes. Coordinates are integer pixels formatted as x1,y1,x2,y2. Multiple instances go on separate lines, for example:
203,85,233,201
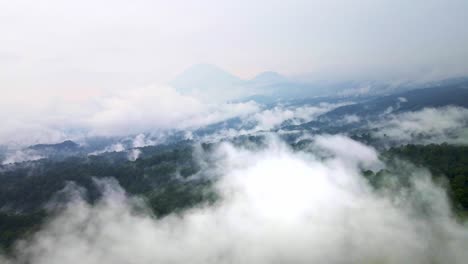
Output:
1,0,468,146
2,0,468,91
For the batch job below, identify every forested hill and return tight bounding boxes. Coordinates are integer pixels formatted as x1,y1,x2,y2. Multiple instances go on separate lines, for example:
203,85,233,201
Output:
1,140,468,251
330,83,468,117
384,144,468,212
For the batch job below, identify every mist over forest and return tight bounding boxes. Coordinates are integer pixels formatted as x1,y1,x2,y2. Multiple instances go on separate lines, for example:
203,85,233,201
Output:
2,1,468,263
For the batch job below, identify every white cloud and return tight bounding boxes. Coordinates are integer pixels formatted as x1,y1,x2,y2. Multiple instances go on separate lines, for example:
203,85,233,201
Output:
372,106,468,145
88,143,126,156
251,104,339,130
127,149,141,161
313,134,381,170
181,101,260,130
0,85,260,147
85,86,205,136
340,114,361,124
199,102,350,142
1,149,43,165
131,134,156,148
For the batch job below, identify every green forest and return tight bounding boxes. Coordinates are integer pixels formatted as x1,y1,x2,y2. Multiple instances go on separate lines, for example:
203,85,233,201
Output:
1,141,467,251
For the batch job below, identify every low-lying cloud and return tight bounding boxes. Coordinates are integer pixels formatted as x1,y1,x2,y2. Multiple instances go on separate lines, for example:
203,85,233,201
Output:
1,149,43,165
1,88,347,164
3,135,467,264
85,86,260,136
0,85,260,148
371,106,468,145
251,103,348,131
197,102,349,143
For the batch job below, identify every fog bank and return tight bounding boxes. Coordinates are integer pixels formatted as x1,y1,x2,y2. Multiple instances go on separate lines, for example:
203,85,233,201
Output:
2,136,467,264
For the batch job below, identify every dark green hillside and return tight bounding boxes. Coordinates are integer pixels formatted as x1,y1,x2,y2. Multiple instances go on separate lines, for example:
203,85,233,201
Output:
2,138,468,251
326,84,468,118
0,142,213,250
291,84,468,132
383,144,468,212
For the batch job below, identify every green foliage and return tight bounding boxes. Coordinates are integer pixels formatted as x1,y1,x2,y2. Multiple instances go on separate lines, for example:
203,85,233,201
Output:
383,143,468,211
0,212,46,251
147,180,217,217
0,142,212,250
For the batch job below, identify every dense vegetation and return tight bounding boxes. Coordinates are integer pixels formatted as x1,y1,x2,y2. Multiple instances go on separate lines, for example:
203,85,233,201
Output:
0,140,467,251
0,142,212,250
384,144,468,212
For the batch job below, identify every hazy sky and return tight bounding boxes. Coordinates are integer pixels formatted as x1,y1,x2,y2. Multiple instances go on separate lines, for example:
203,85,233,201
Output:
2,0,468,93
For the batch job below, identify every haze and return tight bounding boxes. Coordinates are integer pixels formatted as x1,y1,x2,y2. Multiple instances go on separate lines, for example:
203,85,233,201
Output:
2,0,468,94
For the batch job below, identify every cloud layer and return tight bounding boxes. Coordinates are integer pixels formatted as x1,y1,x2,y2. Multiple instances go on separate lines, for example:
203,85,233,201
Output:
371,106,468,145
3,135,467,264
0,85,260,147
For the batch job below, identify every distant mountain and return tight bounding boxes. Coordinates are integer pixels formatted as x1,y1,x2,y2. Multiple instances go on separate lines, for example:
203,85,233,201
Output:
248,71,289,86
324,83,468,119
286,82,468,133
171,64,468,103
29,140,80,151
171,65,330,101
170,64,246,101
